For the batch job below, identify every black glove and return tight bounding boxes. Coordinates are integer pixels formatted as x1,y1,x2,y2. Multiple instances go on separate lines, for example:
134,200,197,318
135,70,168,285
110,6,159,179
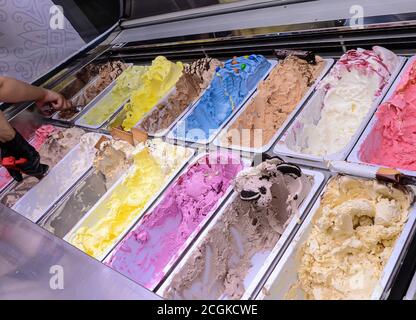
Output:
0,130,49,182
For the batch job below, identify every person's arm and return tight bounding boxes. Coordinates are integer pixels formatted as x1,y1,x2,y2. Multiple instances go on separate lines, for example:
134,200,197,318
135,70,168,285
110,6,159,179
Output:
0,76,71,110
0,111,15,143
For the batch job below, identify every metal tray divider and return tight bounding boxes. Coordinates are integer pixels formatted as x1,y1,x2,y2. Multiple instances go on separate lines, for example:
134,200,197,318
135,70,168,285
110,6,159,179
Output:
244,169,327,300
36,167,96,227
134,82,212,139
33,132,114,225
104,85,178,133
73,63,135,129
11,139,101,223
98,148,200,262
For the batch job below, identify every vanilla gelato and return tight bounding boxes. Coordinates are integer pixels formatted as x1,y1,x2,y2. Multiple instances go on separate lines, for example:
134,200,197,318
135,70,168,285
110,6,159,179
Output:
289,176,413,300
288,46,400,156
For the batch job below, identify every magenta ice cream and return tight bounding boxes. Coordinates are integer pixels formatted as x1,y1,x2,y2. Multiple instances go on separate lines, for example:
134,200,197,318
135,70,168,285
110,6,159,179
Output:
106,153,244,289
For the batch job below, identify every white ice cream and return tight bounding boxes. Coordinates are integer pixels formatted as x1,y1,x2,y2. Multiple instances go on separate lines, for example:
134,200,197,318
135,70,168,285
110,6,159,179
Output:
288,46,399,157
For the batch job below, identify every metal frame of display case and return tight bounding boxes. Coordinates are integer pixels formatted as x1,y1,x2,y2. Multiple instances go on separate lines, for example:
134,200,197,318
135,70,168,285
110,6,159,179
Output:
0,205,160,300
2,0,416,299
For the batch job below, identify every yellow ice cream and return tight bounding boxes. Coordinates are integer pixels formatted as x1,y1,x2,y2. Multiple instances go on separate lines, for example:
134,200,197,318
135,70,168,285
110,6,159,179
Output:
121,56,183,130
289,176,413,300
82,66,148,126
69,139,192,259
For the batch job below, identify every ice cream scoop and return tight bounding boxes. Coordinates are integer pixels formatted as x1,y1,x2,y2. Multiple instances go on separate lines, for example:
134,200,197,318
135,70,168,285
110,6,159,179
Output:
57,105,83,119
329,161,416,186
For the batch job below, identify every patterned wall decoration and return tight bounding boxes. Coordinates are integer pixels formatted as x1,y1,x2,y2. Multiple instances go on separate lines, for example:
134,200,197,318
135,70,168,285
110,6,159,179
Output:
0,0,85,83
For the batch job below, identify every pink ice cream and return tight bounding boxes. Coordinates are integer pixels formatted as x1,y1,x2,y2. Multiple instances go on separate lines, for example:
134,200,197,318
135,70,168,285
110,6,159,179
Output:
359,59,416,170
30,125,57,149
0,125,56,189
106,153,244,289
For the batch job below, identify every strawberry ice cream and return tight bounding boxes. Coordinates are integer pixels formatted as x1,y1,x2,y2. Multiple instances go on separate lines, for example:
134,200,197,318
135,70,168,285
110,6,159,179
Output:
106,152,244,290
359,59,416,170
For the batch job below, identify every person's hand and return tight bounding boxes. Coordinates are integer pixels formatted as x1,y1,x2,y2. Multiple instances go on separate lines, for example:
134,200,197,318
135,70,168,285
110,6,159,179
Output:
0,130,49,182
35,89,72,111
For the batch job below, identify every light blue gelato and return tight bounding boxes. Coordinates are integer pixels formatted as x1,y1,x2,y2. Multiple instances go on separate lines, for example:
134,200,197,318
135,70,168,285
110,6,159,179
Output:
171,54,271,142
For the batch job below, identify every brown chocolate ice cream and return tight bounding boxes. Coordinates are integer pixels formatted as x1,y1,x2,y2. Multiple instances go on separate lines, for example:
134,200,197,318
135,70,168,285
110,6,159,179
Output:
58,61,129,119
57,64,100,100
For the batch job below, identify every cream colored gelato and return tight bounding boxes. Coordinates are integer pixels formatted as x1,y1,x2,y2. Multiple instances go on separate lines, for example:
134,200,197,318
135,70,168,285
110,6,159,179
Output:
290,176,413,300
289,46,400,156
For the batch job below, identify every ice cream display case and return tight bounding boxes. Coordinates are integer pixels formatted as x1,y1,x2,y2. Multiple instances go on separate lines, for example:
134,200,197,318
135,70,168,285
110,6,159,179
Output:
2,0,416,300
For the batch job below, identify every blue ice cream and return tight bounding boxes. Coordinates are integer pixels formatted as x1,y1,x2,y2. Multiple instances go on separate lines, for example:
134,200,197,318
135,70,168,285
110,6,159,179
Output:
171,54,271,142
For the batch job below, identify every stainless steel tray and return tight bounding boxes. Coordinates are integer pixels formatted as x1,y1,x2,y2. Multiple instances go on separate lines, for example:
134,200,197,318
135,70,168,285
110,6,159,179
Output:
74,81,125,129
166,59,278,145
213,58,334,154
256,175,416,300
273,56,407,168
103,151,252,291
64,143,195,261
348,55,416,177
37,168,107,239
157,168,325,300
11,139,100,223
